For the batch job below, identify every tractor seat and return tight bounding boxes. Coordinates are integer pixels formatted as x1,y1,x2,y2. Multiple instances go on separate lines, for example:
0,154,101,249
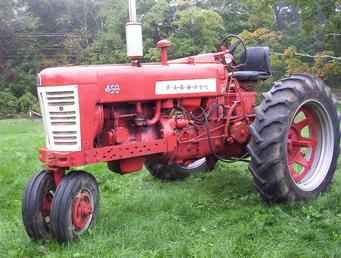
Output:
232,47,272,81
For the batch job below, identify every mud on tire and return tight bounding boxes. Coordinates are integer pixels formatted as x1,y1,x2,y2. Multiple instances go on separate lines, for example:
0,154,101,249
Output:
247,74,340,202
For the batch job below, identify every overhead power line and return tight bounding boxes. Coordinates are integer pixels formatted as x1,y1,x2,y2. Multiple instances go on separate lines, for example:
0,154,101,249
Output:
273,52,341,61
14,33,82,36
327,33,341,37
0,33,82,39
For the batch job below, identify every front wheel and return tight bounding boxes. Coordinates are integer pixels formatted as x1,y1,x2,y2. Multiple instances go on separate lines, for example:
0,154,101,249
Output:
22,170,56,240
248,74,340,202
50,171,99,242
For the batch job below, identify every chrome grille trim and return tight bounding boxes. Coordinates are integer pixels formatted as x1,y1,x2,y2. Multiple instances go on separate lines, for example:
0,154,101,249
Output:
38,85,81,151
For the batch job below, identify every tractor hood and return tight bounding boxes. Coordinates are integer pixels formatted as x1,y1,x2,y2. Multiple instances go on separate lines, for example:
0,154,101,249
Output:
38,63,227,102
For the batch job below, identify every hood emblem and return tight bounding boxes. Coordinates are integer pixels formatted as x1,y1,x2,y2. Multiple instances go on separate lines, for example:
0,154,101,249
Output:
105,84,120,95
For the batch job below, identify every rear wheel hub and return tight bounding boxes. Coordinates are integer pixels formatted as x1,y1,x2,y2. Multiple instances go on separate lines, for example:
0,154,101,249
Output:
287,101,334,191
287,106,318,183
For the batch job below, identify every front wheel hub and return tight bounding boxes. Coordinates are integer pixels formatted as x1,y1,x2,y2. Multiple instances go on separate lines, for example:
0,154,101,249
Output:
72,190,93,232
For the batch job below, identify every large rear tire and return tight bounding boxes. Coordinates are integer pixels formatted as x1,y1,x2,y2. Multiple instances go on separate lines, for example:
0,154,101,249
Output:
145,156,217,181
248,74,340,202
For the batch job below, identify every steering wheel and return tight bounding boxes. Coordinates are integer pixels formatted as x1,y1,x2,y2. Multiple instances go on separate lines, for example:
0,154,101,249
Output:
220,34,247,68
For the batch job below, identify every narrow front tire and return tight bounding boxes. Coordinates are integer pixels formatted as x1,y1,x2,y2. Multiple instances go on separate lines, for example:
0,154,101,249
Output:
22,170,56,240
50,171,99,243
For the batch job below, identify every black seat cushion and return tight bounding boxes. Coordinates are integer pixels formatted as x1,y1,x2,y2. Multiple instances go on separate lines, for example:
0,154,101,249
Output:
233,47,272,81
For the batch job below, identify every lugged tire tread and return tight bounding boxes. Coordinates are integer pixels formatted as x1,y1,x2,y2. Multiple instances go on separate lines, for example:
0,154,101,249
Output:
249,124,264,144
256,115,287,134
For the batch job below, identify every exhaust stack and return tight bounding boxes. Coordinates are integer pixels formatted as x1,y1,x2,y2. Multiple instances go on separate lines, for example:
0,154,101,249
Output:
126,0,143,61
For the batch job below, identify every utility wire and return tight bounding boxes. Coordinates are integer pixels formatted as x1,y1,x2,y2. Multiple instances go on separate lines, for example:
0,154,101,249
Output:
327,33,341,37
273,51,341,61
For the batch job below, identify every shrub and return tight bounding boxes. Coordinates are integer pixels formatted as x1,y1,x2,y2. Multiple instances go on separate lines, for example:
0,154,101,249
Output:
0,91,18,116
18,92,38,113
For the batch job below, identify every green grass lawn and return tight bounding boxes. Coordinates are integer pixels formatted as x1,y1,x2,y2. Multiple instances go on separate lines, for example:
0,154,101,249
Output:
1,119,341,258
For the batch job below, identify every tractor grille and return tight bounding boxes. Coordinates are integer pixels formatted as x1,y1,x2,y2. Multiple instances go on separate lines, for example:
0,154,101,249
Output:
38,85,81,151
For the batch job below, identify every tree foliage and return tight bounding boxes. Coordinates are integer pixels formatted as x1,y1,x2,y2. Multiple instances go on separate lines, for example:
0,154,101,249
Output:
171,8,224,57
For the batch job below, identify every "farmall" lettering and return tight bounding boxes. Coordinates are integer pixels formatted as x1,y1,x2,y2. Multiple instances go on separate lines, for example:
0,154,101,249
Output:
155,78,217,95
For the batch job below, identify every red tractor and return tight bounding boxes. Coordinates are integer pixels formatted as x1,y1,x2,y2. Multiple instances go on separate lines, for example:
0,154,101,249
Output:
22,1,340,243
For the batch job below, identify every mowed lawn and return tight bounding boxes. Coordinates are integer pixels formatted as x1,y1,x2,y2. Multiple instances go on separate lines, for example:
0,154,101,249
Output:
1,119,341,258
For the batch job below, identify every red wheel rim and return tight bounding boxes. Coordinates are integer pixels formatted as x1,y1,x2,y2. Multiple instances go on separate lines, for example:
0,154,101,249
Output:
41,192,53,218
287,106,318,183
72,190,93,232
